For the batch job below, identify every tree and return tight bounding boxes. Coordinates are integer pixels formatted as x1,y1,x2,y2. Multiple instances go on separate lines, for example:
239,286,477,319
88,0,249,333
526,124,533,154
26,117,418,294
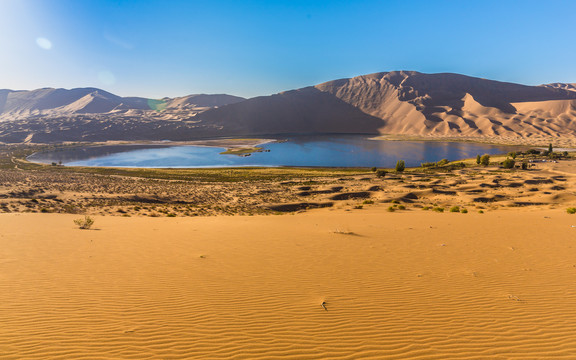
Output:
476,154,481,165
395,160,405,172
548,143,553,154
480,154,490,166
521,162,528,170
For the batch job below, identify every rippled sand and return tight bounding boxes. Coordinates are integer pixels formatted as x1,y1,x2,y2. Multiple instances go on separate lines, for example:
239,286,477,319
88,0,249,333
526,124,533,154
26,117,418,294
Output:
2,209,576,359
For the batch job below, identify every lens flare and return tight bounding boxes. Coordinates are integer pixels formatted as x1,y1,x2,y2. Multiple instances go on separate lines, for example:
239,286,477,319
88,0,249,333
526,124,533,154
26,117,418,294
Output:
147,99,167,111
98,70,116,86
36,37,52,50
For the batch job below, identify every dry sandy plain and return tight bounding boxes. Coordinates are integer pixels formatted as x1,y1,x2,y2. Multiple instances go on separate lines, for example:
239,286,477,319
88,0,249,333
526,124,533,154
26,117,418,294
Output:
1,155,576,359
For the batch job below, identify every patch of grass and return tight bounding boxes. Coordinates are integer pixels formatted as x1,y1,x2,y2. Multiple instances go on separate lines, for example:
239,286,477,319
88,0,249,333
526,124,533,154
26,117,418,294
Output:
387,206,396,212
397,205,406,210
432,207,445,213
567,207,576,214
422,206,430,210
460,208,468,214
363,199,374,205
449,206,460,213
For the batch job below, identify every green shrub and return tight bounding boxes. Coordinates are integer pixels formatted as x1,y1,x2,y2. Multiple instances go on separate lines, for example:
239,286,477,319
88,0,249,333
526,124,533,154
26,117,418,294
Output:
375,169,387,178
567,207,576,214
521,162,528,170
395,160,405,172
363,199,374,204
478,210,484,214
371,167,377,172
391,200,399,204
502,158,515,169
476,154,481,164
397,205,406,210
508,152,517,159
387,206,396,212
432,207,445,213
421,162,435,168
436,158,449,166
449,206,460,213
422,206,430,210
74,215,94,230
480,154,490,166
460,208,468,214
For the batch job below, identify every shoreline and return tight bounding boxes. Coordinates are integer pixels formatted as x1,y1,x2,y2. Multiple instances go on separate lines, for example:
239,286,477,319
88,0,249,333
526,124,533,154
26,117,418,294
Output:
21,133,538,170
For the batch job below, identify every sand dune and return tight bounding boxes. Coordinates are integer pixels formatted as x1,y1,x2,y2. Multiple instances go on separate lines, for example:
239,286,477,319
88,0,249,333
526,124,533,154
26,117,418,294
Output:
195,71,576,142
541,82,576,93
2,72,576,143
2,209,576,359
0,88,245,120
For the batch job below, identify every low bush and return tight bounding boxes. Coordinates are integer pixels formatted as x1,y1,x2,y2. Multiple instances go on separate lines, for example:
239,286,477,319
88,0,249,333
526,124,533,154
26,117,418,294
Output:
74,215,94,230
502,158,515,169
375,169,387,178
449,206,460,213
567,207,576,214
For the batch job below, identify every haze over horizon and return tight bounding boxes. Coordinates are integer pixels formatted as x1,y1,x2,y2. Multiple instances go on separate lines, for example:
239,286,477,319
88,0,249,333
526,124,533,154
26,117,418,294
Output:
1,0,576,99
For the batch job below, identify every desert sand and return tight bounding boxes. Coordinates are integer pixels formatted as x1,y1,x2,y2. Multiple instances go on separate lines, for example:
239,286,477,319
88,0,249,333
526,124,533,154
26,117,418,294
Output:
2,147,576,358
2,208,576,359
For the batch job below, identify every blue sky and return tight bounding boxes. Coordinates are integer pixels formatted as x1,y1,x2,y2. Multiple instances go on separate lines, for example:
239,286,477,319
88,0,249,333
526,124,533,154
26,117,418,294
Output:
1,0,575,98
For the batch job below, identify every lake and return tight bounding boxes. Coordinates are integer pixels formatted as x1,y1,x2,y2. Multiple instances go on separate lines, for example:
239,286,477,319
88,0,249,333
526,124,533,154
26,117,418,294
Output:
28,135,519,168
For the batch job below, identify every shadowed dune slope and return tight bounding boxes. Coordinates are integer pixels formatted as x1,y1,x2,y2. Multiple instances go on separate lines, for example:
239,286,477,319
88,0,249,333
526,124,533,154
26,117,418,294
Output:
197,87,385,135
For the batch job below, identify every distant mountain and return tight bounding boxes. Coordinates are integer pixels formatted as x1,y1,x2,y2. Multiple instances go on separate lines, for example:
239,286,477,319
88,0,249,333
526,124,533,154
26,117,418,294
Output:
0,88,245,120
541,83,576,93
198,71,576,138
1,72,576,143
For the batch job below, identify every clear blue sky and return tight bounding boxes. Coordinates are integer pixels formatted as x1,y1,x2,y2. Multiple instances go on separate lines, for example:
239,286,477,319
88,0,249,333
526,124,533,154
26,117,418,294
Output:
1,0,575,98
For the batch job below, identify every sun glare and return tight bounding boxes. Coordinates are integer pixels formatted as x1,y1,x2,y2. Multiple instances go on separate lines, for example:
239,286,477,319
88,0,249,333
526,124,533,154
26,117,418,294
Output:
35,37,52,50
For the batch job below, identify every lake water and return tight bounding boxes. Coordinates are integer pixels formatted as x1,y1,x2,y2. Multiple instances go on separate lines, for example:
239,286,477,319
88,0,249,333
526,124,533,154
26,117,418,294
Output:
28,135,519,168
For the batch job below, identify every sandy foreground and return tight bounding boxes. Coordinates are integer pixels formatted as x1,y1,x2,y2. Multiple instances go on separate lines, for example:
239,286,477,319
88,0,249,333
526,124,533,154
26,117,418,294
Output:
2,208,576,359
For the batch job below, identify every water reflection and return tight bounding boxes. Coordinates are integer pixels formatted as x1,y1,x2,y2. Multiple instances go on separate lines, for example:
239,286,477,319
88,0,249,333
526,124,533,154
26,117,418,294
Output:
28,135,519,168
